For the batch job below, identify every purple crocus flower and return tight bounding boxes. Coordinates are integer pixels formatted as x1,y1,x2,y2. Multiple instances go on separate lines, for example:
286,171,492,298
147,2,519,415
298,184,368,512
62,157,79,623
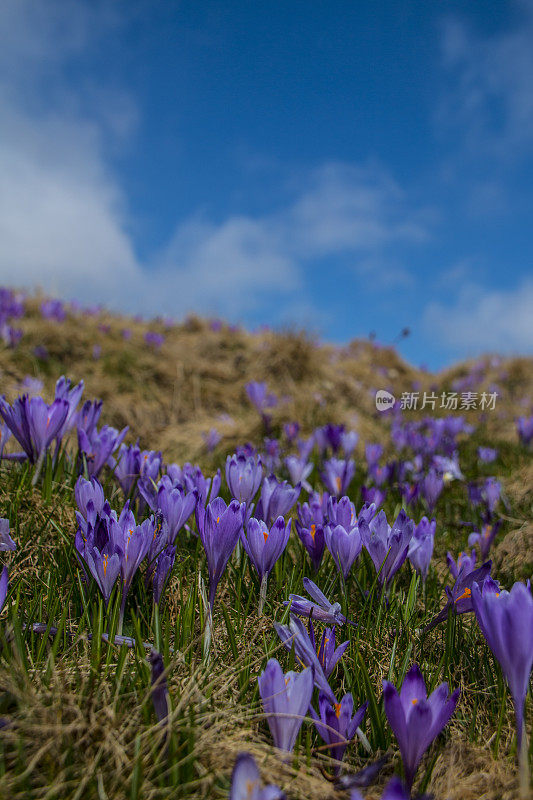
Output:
310,692,368,770
315,424,345,454
481,477,501,514
383,664,460,790
424,561,497,631
472,581,533,749
81,541,122,605
478,447,497,463
0,519,16,552
41,298,66,322
77,399,103,438
78,423,128,478
274,615,336,703
308,622,349,678
468,520,502,561
295,494,328,570
54,376,84,437
284,455,313,492
257,658,313,753
359,509,414,588
0,566,8,614
144,331,165,348
112,442,162,497
446,549,476,579
361,485,387,508
255,475,300,525
245,381,278,414
0,395,69,464
407,517,435,582
262,437,281,473
148,649,169,725
182,465,221,508
324,497,376,578
283,421,300,442
365,443,383,468
432,455,464,483
202,428,221,452
113,506,154,602
0,421,11,459
349,776,411,800
242,517,291,581
229,752,285,800
516,415,533,447
195,497,243,609
340,430,359,457
284,577,348,626
321,458,355,497
226,453,264,505
143,479,197,546
419,469,444,512
152,544,176,604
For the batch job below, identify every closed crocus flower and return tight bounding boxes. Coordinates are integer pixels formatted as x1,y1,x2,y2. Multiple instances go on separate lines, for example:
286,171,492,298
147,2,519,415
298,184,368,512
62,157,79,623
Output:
78,424,128,478
0,395,69,464
0,566,8,614
152,545,176,604
225,453,263,505
321,458,355,497
472,581,533,751
468,520,502,561
407,517,435,582
75,476,106,520
255,475,300,525
516,415,533,447
310,623,349,678
419,468,443,512
195,496,243,610
324,496,376,579
295,494,328,571
324,521,362,579
0,519,16,552
481,476,501,514
242,517,291,581
383,664,459,791
310,692,368,770
152,481,197,543
284,455,313,492
54,376,84,437
446,549,476,579
424,561,498,631
274,615,336,703
229,753,285,800
359,509,414,588
258,658,313,753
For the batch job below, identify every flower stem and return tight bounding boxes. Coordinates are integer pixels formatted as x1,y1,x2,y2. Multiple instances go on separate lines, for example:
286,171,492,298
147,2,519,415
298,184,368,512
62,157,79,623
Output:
518,722,530,800
258,573,268,616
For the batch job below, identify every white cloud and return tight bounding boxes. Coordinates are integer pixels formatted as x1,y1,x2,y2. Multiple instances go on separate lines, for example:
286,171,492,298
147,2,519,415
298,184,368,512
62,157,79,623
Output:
0,0,429,324
439,4,533,158
424,279,533,355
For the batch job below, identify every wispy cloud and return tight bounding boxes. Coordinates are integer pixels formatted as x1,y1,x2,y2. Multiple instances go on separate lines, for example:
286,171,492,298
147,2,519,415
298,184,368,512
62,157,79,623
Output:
438,3,533,159
424,278,533,356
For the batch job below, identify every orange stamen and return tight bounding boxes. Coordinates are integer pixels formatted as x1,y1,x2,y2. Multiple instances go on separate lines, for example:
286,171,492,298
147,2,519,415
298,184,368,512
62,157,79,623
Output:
455,587,471,603
334,702,342,718
310,523,316,541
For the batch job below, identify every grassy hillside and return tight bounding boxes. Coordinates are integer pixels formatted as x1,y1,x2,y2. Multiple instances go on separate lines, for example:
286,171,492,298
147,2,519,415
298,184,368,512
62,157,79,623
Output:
0,291,532,800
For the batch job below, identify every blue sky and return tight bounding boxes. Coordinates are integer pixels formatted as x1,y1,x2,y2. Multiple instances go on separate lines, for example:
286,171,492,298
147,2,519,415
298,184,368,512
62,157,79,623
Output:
0,0,532,368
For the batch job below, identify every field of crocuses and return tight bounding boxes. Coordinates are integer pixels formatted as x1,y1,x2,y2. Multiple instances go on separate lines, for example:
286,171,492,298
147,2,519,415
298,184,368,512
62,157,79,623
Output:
0,288,532,800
